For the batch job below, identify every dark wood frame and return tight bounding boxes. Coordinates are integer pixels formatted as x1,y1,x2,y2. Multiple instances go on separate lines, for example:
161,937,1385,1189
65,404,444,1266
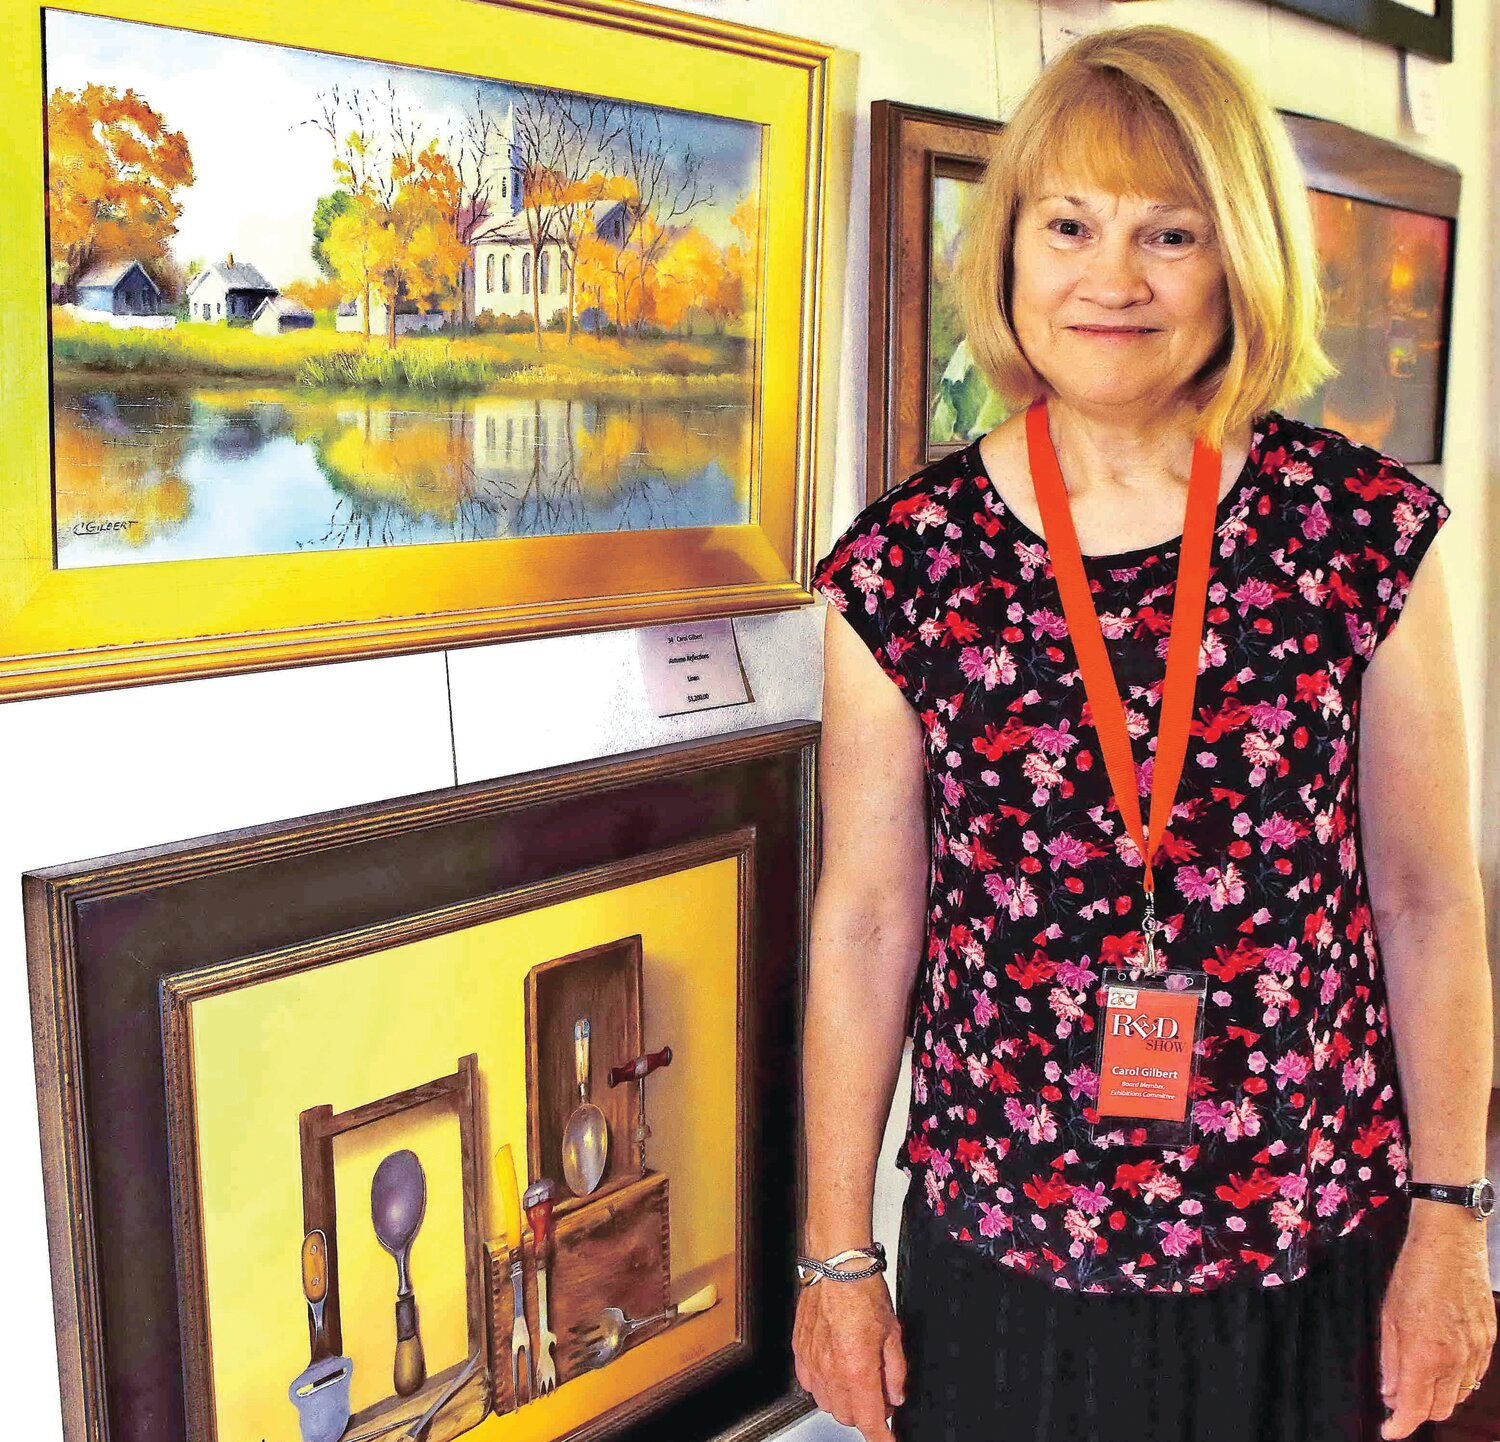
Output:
24,720,818,1442
1267,0,1451,62
1279,109,1460,465
866,99,1003,504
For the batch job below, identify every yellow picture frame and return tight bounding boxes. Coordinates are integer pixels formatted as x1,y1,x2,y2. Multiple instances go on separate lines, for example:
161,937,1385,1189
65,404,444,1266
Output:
0,0,836,699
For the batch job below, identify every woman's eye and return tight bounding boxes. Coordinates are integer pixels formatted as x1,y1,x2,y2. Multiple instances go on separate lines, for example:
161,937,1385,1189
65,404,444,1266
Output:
1156,229,1194,247
1049,219,1086,238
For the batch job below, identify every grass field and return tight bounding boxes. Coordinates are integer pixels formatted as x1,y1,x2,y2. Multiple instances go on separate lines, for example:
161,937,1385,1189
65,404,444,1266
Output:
51,310,753,396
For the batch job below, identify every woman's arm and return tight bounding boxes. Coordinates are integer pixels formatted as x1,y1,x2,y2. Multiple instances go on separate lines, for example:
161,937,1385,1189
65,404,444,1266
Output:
793,602,928,1442
1354,538,1494,1439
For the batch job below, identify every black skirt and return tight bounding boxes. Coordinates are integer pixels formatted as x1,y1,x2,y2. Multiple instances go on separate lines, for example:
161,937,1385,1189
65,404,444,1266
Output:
892,1181,1436,1442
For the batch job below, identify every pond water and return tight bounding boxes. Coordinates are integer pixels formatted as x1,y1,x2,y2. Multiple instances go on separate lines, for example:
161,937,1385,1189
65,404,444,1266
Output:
52,380,753,568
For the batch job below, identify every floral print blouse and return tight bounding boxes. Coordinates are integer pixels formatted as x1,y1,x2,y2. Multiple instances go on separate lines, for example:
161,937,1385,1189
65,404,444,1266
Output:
812,410,1451,1294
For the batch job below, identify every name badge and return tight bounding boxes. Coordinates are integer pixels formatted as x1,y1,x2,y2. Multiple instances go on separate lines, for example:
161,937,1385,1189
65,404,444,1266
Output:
1089,966,1207,1147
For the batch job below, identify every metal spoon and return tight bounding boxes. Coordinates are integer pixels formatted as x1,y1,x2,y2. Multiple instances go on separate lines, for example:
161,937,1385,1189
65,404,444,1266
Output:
371,1149,427,1397
561,1017,608,1195
578,1283,719,1371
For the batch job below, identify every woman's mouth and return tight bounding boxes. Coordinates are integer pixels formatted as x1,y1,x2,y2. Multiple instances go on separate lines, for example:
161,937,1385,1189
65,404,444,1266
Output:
1070,326,1158,339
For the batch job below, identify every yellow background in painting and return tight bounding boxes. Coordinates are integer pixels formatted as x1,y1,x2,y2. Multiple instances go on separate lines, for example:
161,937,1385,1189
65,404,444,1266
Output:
188,856,742,1442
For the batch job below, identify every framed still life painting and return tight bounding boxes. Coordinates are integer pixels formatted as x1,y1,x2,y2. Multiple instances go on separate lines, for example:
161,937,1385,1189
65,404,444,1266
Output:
24,720,819,1442
0,0,836,699
866,100,1005,504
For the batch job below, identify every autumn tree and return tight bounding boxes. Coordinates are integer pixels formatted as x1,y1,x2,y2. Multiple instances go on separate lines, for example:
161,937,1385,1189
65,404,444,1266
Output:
47,82,194,297
508,87,576,352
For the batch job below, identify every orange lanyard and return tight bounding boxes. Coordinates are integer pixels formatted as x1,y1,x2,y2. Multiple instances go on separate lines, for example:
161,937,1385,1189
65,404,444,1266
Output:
1024,396,1222,964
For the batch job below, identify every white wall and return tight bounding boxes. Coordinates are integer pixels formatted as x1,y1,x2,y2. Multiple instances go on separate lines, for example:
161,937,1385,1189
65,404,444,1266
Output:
1,2,1493,1439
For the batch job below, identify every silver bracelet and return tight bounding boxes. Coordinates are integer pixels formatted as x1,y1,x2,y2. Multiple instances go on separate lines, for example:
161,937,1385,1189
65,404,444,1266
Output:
796,1242,886,1286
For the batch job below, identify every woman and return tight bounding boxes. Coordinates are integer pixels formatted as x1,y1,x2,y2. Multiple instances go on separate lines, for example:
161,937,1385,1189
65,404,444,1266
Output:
796,23,1492,1442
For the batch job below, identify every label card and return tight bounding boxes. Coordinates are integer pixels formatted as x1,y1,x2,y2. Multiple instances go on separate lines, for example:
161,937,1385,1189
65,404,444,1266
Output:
635,618,752,717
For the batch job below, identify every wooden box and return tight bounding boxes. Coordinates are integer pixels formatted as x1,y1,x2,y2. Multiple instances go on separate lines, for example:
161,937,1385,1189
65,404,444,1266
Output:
524,936,648,1213
485,1170,671,1413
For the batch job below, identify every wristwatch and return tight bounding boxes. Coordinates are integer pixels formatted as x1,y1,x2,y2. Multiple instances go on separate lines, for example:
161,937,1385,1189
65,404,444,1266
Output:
1404,1176,1495,1220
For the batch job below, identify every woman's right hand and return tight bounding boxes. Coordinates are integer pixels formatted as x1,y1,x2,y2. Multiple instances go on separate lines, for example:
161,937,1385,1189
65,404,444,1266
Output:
792,1273,907,1442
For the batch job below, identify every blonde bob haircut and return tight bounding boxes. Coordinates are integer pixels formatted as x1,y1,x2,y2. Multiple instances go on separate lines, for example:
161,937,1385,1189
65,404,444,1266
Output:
956,23,1335,452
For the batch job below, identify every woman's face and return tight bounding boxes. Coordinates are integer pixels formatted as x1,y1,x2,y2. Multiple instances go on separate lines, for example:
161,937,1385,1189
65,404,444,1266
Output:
1010,178,1230,414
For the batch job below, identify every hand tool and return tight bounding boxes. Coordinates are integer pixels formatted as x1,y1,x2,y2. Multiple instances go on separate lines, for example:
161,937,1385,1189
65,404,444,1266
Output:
607,1045,672,1175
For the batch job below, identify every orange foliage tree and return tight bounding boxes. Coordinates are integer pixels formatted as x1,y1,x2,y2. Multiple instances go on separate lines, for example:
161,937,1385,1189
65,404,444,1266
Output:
47,82,194,297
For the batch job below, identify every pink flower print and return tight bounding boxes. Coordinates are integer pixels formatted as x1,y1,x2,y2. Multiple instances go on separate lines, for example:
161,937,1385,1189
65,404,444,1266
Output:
1157,1220,1200,1257
1262,942,1299,977
1070,1181,1110,1216
1242,731,1283,779
1064,1064,1097,1100
1391,499,1425,554
978,1202,1011,1238
1044,833,1092,872
1031,720,1080,758
1271,1051,1311,1089
974,992,999,1028
960,643,1018,690
1048,987,1086,1029
1064,1209,1103,1249
1249,695,1295,731
1023,750,1065,800
972,1151,999,1186
1270,1199,1305,1236
1254,814,1299,853
1231,578,1280,616
1003,1099,1058,1144
1054,958,1096,990
1342,1052,1376,1096
1318,964,1341,1005
1175,863,1246,910
1200,630,1228,670
924,543,959,583
1141,1172,1183,1205
1315,1180,1348,1217
908,497,949,533
928,1148,953,1181
1254,972,1292,1020
1298,497,1331,540
1028,607,1069,640
933,1039,959,1073
937,771,964,807
846,528,889,562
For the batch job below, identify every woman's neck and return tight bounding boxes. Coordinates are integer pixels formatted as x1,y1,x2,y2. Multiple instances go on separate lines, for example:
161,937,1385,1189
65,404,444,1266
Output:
1043,392,1205,492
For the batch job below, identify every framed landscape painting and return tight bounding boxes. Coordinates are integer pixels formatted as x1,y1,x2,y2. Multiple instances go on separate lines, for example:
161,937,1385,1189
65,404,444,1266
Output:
0,0,836,698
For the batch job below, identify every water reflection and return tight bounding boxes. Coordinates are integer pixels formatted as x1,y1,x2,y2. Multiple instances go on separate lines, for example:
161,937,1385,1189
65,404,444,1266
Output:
53,381,753,567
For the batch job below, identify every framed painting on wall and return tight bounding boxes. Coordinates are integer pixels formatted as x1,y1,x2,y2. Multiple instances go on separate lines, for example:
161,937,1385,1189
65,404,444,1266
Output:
1279,110,1458,466
24,721,819,1442
0,0,836,700
866,100,1006,504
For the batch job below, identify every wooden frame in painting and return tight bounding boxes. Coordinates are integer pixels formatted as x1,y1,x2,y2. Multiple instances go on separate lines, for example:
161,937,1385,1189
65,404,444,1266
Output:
1279,109,1459,465
25,720,818,1442
866,100,1004,504
0,0,835,700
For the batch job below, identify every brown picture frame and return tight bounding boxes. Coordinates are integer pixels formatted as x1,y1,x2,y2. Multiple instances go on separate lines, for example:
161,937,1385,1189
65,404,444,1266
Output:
866,99,1003,504
24,720,818,1442
1279,109,1459,465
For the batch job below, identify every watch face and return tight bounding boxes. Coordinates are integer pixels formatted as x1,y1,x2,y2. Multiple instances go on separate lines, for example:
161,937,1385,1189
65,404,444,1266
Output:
1477,1180,1495,1219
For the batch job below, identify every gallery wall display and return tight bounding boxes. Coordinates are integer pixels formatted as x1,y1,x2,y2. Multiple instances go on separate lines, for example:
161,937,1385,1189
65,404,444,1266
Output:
25,721,819,1442
1278,110,1458,466
0,0,835,699
866,100,1005,505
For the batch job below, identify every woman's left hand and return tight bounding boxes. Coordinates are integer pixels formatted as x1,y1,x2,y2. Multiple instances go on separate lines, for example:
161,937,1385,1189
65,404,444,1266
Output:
1379,1206,1495,1438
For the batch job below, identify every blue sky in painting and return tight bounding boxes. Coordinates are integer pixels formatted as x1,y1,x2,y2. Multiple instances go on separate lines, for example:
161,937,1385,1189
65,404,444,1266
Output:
43,8,761,291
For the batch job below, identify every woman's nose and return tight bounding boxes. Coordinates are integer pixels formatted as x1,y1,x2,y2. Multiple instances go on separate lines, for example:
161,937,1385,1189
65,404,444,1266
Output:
1079,237,1152,304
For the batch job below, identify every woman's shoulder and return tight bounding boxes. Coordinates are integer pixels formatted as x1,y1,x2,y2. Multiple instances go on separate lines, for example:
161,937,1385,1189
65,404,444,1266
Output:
1256,411,1447,527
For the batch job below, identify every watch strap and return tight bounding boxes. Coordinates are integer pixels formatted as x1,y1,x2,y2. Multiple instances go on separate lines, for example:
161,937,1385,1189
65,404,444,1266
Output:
1407,1180,1476,1205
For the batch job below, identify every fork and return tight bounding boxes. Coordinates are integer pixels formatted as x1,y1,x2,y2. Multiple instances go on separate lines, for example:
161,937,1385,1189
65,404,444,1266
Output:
523,1179,558,1395
577,1282,720,1370
508,1247,531,1405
